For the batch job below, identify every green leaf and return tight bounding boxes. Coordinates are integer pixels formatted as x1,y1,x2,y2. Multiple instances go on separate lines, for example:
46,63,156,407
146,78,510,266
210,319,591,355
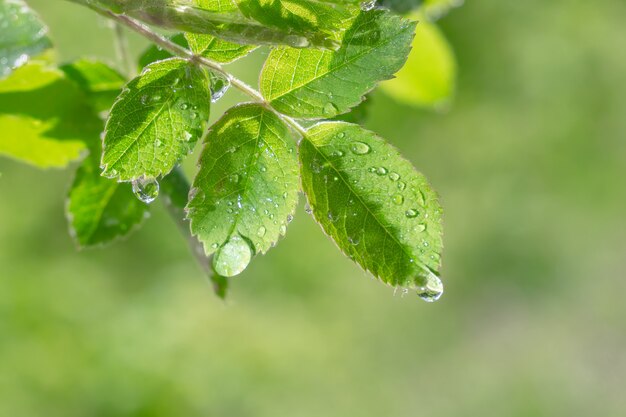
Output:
380,19,455,109
60,59,126,113
82,0,337,49
185,33,258,64
236,0,357,49
299,122,443,297
0,63,100,168
0,0,53,78
187,103,299,276
101,58,210,181
260,10,416,119
331,95,371,124
66,145,149,248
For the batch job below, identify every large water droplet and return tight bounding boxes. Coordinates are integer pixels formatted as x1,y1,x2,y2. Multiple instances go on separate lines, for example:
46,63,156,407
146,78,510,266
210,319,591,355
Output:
350,141,371,155
132,177,159,204
209,72,230,102
376,167,388,176
213,235,252,277
413,268,444,302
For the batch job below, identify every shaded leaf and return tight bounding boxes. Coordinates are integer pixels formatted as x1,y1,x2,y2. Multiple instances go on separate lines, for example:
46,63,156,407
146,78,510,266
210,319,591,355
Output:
81,0,338,49
0,63,99,168
380,19,455,108
66,146,148,248
260,10,415,119
187,103,299,276
138,33,188,69
101,58,210,181
299,122,443,291
60,59,126,113
185,32,258,64
0,0,53,78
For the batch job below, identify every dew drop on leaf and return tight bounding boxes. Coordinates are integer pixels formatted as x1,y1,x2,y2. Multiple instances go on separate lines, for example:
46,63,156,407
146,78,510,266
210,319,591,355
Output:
132,177,159,204
213,235,252,277
323,102,338,116
285,34,310,48
376,167,388,176
389,172,400,181
257,226,266,237
392,194,404,205
350,141,371,155
405,209,419,218
397,181,406,191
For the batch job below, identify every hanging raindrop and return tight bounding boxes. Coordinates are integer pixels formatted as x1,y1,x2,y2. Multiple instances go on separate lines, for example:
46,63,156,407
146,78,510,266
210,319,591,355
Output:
209,72,231,103
213,235,253,277
132,177,159,204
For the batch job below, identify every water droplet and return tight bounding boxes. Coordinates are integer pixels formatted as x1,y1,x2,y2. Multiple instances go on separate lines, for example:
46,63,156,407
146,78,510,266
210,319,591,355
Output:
209,72,230,102
212,235,252,277
413,269,444,303
132,177,159,204
305,204,312,214
397,181,406,191
337,132,345,139
331,150,344,157
389,172,400,181
259,165,267,172
376,167,388,176
257,226,266,237
323,102,338,116
211,243,219,249
287,214,293,223
285,35,310,48
229,173,239,183
350,141,371,155
179,102,189,110
392,194,404,205
327,211,338,223
416,223,427,233
348,234,361,245
405,209,419,218
279,224,287,235
417,190,427,206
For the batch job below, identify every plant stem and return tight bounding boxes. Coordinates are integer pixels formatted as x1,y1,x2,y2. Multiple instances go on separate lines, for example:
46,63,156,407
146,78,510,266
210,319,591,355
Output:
101,12,308,137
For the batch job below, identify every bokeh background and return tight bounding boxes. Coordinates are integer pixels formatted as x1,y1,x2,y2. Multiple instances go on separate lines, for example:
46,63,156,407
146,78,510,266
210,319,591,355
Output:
2,0,626,416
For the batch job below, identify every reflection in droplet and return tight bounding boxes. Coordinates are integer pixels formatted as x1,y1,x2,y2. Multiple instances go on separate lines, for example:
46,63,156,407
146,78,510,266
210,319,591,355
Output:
413,268,444,302
350,141,371,155
213,235,252,277
209,72,230,102
392,194,404,205
132,177,159,204
405,209,419,218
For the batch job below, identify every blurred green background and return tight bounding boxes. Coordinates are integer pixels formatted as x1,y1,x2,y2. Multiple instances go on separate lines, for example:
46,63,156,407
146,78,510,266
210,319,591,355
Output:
2,0,626,416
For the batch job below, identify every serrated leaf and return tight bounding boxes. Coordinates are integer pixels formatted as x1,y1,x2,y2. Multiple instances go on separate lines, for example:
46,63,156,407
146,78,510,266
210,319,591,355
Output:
60,59,126,113
0,63,99,168
260,10,416,119
187,103,299,275
82,0,337,49
101,58,210,181
236,0,356,48
299,122,443,291
185,33,258,64
380,19,455,108
66,145,148,248
0,0,53,78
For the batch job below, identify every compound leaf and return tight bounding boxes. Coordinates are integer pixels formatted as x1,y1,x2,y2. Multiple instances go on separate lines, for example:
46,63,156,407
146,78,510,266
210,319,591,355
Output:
187,103,299,276
101,58,210,181
0,63,99,168
0,0,53,78
260,10,415,119
60,59,126,113
67,145,148,248
299,122,443,292
380,19,455,109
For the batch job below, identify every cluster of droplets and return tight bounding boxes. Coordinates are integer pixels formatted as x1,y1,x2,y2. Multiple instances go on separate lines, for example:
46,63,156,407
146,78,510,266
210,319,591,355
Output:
132,176,160,204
